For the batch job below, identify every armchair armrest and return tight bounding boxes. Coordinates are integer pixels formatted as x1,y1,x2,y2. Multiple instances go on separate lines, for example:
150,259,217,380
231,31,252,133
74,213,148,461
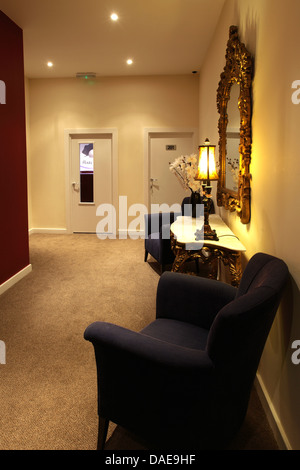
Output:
84,321,213,372
156,272,237,329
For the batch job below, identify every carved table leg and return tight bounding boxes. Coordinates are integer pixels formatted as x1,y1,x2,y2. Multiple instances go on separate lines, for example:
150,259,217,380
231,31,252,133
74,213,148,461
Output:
220,250,242,287
229,252,242,287
170,232,191,273
171,249,190,272
208,257,219,280
170,230,242,285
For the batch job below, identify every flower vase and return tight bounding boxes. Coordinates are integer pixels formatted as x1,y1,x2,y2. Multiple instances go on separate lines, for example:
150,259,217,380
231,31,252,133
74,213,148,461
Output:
190,191,201,218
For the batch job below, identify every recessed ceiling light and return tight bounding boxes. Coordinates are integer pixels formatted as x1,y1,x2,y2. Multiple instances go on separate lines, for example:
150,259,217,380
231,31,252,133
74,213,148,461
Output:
127,59,133,65
47,61,53,67
110,13,118,21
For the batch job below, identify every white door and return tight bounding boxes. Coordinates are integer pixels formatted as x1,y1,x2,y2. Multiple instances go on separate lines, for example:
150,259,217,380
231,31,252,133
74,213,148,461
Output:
70,136,113,233
149,132,197,210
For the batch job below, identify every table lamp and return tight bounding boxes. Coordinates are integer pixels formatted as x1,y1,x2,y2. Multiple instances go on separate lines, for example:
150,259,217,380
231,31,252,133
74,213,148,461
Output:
195,138,219,241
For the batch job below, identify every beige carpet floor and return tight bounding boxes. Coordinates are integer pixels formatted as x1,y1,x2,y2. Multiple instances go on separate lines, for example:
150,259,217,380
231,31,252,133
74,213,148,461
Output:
0,234,278,450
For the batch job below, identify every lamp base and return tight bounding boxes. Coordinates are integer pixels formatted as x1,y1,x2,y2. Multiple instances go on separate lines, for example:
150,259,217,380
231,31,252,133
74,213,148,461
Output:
195,225,219,242
204,225,219,241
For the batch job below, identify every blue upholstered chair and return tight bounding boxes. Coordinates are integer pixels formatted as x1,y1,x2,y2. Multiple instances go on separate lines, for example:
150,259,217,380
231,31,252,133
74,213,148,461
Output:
84,252,288,450
144,196,214,273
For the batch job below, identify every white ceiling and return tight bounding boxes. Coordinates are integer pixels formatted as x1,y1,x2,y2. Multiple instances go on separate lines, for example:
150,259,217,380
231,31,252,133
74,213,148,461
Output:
0,0,225,78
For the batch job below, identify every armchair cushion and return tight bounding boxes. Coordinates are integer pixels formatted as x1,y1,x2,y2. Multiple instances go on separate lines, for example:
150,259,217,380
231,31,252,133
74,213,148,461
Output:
141,318,209,350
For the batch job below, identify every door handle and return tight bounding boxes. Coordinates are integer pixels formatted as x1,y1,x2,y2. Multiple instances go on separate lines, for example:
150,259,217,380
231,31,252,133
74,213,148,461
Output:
150,178,158,190
72,182,79,191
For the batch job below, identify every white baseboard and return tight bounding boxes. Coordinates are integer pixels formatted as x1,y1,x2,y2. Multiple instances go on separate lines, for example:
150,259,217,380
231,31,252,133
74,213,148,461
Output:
29,228,144,238
0,264,32,296
254,374,291,450
29,228,68,235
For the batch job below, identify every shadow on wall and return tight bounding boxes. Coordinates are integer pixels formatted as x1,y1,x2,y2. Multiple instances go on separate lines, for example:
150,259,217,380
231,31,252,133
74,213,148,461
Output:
282,277,299,356
278,276,300,449
235,0,260,56
266,274,298,392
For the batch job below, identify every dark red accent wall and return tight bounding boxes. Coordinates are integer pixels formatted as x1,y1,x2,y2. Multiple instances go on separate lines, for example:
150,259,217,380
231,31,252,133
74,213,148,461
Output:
0,11,30,285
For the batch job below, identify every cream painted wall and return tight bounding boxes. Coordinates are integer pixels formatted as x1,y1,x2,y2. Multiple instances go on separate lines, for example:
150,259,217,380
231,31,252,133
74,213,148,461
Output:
199,0,300,449
27,75,199,230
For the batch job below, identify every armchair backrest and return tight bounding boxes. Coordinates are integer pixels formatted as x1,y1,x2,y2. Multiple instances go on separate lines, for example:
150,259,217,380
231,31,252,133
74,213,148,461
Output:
206,253,289,374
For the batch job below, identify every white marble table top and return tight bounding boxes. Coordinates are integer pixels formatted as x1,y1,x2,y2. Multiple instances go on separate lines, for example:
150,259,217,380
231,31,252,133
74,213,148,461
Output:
171,215,246,252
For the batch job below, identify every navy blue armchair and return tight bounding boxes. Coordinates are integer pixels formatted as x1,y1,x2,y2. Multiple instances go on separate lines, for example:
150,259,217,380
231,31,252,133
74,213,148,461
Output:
144,196,214,273
84,252,288,449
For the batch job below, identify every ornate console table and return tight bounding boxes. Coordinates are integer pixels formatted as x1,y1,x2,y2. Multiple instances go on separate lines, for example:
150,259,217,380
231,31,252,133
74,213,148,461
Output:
170,215,246,286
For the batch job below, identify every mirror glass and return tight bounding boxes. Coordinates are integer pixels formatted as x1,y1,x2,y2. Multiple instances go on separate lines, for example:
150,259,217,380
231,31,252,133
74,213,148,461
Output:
225,83,240,192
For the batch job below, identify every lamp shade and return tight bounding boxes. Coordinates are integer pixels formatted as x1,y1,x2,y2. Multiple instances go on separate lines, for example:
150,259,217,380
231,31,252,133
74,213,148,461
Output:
195,139,218,181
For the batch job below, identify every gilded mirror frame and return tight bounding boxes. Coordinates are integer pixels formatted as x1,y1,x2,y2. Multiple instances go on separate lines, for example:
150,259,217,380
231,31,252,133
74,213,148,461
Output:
216,26,253,224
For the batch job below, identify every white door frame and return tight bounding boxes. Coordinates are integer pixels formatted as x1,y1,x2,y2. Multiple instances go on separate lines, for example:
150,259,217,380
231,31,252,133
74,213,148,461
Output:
143,128,198,210
64,128,118,234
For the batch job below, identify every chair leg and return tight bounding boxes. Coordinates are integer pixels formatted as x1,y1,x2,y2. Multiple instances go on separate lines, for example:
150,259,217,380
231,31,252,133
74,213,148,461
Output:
97,416,109,450
144,250,148,262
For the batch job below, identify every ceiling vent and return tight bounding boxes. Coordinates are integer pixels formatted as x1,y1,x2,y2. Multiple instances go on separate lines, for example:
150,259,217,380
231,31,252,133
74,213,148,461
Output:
76,73,96,79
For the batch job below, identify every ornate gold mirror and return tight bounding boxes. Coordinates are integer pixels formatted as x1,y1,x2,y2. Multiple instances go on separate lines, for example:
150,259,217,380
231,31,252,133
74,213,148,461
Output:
217,26,253,224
